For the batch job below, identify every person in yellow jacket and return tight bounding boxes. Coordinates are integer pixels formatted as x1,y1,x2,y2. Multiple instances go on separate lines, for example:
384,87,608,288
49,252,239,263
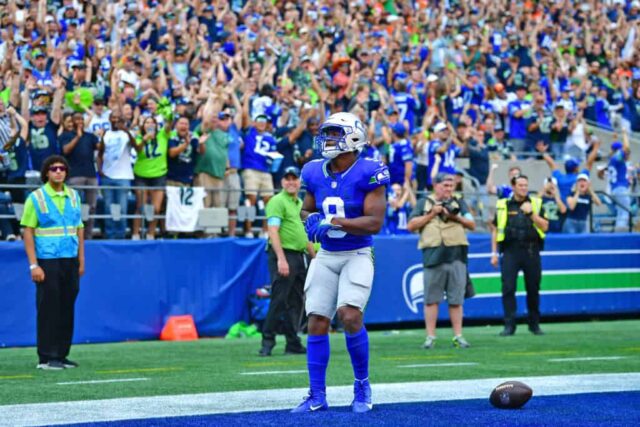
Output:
490,174,548,336
21,155,85,370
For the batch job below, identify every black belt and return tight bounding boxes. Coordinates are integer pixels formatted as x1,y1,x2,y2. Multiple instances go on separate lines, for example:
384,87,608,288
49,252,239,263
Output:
268,245,305,255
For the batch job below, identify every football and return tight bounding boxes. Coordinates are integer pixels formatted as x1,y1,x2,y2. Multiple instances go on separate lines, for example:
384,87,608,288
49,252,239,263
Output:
489,381,533,409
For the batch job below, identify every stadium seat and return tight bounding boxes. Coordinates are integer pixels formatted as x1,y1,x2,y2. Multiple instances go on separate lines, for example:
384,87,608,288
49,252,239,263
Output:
12,203,24,220
143,204,154,222
81,204,90,222
109,204,122,221
236,205,256,222
198,208,229,234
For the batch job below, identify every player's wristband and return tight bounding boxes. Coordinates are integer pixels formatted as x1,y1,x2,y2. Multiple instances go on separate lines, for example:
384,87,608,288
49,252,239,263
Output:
29,264,39,271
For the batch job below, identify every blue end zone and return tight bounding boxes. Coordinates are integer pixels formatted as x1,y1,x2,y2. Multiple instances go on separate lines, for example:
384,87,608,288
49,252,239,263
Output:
72,391,640,426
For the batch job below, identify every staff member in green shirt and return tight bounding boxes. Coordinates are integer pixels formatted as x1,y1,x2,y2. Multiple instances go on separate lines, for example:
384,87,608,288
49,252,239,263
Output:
259,166,316,356
21,155,85,370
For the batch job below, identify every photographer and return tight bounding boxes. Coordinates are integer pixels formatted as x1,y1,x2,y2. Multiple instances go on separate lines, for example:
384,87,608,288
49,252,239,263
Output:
408,173,476,350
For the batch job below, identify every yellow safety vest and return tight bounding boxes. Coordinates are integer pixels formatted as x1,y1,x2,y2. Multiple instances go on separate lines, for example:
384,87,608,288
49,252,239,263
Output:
496,196,545,242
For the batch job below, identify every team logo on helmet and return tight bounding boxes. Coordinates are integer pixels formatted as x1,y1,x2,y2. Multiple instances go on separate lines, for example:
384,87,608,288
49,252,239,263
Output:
402,264,424,314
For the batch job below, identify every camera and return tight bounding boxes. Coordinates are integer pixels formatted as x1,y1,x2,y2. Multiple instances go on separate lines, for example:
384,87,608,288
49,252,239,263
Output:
438,198,460,222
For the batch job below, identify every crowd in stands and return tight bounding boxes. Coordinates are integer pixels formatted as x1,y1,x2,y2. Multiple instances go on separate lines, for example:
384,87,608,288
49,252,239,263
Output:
0,0,638,240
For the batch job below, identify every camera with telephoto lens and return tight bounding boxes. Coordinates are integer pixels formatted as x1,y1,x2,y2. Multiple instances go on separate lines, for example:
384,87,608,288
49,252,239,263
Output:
438,198,460,222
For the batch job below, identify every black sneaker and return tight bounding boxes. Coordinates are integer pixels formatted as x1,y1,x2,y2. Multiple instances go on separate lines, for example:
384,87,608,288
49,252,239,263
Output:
499,327,516,336
258,346,274,357
37,360,64,370
285,344,307,355
62,358,79,368
529,326,545,335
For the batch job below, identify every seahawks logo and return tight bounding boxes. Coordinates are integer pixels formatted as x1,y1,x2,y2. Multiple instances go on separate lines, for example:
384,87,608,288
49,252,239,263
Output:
374,169,390,184
402,264,423,314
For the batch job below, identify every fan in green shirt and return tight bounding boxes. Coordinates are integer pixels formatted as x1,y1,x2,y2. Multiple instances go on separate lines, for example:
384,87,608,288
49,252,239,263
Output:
134,117,170,178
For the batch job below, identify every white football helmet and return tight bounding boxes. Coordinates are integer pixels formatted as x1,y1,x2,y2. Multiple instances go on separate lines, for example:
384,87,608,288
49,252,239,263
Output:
315,112,368,159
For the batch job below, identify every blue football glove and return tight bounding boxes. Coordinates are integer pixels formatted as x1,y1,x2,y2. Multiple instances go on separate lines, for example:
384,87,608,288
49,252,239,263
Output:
305,213,335,243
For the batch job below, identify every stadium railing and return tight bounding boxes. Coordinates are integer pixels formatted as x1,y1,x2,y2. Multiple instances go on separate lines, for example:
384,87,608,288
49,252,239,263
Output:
1,182,637,236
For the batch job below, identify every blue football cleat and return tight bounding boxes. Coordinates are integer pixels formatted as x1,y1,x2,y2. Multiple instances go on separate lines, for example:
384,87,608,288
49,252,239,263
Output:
351,379,373,413
291,390,328,413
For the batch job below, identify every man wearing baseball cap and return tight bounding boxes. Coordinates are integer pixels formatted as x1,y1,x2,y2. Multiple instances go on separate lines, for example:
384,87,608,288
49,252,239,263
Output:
564,173,602,233
408,172,476,349
259,166,315,357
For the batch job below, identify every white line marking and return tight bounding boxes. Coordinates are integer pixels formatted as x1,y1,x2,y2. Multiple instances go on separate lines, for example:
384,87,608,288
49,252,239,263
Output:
548,356,629,362
471,268,640,279
397,362,478,368
1,373,639,426
240,370,307,376
57,378,149,386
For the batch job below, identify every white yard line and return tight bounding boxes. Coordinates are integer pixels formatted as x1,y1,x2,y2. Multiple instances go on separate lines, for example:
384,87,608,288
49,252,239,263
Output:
0,373,639,426
548,356,628,362
397,363,479,368
57,378,149,386
240,370,307,376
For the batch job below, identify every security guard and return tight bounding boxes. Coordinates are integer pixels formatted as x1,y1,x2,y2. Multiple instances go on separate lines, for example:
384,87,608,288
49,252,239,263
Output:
21,155,85,370
491,174,548,336
259,166,315,356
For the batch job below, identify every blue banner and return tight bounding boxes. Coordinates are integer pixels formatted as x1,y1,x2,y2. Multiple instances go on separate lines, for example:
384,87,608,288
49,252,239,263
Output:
0,239,269,347
0,234,638,347
367,234,640,324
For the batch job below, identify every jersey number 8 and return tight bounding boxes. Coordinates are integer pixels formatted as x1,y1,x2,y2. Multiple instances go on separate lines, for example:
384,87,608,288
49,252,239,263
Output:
322,196,347,238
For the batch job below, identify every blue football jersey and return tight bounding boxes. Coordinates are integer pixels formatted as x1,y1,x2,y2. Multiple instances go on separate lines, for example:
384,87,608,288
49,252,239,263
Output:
388,138,414,184
608,151,630,190
385,201,412,235
496,184,513,199
391,91,418,133
301,158,390,251
241,127,277,172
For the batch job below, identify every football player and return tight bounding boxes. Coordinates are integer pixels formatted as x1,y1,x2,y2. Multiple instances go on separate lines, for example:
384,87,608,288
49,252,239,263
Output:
291,113,389,413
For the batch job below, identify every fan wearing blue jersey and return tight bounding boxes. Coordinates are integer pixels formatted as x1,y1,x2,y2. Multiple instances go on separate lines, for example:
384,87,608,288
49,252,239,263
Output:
601,133,631,231
383,122,414,188
487,164,522,200
292,112,389,414
385,183,416,235
240,90,279,238
391,81,419,134
428,122,463,184
425,122,449,190
537,141,599,203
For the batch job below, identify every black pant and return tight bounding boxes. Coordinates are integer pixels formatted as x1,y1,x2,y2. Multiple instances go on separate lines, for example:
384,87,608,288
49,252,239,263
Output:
500,245,541,329
262,248,306,348
36,258,80,363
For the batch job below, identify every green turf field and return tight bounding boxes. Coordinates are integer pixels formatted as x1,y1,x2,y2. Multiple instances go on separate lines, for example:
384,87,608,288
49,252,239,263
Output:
0,320,638,405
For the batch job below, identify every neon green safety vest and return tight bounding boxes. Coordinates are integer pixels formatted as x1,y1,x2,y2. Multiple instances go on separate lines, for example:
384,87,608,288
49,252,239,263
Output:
495,196,545,242
30,187,82,259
